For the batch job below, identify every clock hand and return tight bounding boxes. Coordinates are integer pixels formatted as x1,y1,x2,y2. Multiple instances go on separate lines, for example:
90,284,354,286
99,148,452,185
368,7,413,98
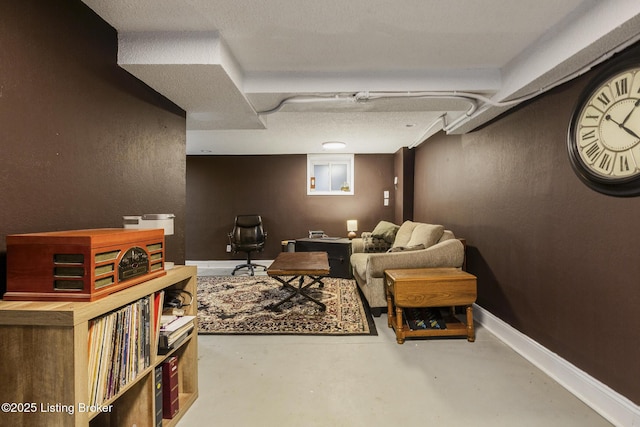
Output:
605,114,640,139
605,114,623,126
622,126,640,139
621,99,640,126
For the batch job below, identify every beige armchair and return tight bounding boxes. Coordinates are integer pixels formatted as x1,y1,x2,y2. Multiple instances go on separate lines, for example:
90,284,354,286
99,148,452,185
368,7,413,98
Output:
350,221,465,316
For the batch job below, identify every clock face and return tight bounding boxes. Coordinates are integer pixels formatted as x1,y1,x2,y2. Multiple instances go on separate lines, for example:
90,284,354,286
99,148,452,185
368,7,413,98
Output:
568,63,640,196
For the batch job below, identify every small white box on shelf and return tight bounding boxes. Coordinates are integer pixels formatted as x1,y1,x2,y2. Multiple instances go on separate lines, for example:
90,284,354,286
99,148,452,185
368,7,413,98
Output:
123,214,175,235
124,214,175,269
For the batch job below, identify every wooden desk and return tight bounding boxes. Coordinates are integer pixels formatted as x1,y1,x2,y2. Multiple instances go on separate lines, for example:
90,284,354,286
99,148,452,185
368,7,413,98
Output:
385,268,477,344
267,252,330,311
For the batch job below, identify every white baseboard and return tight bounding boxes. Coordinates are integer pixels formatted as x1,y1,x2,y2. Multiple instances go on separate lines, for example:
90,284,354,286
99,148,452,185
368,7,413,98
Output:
474,304,639,427
186,260,273,268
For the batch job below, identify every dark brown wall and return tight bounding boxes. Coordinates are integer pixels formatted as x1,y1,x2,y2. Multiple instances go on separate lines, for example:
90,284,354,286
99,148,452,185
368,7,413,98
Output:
0,0,187,293
186,154,395,260
413,54,640,403
393,147,415,223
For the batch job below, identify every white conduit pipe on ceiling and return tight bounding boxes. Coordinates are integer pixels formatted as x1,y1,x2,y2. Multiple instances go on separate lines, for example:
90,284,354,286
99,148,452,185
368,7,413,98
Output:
256,30,640,144
408,114,447,149
257,94,357,116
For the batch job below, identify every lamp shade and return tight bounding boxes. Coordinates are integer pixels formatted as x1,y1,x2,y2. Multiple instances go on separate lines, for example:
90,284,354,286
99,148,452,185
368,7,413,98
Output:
347,219,358,239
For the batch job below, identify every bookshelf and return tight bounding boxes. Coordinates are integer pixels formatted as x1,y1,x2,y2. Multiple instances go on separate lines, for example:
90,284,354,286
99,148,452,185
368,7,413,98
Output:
0,265,198,427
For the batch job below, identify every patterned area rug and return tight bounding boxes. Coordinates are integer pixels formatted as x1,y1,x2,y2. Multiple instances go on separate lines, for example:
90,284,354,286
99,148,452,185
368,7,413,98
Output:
197,275,377,335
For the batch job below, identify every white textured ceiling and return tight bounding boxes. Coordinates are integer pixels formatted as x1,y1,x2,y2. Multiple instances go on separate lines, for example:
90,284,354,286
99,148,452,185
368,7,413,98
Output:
81,0,640,154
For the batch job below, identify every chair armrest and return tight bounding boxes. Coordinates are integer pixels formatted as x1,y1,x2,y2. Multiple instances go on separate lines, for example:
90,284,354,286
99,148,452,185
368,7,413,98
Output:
351,238,365,253
367,239,464,277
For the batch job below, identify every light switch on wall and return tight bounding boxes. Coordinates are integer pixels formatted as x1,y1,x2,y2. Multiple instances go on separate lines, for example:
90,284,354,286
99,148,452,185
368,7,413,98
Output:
383,190,389,198
384,198,389,206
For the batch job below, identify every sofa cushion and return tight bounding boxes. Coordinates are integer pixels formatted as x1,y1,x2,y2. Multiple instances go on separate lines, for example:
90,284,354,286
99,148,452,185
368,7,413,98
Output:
406,224,445,248
393,221,419,247
371,221,399,244
387,244,426,253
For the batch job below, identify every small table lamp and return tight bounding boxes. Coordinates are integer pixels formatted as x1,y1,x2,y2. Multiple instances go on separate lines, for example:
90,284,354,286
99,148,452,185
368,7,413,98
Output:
347,219,358,239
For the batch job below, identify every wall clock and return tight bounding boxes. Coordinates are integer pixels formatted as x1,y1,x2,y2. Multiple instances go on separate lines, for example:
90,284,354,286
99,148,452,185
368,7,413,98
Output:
567,58,640,196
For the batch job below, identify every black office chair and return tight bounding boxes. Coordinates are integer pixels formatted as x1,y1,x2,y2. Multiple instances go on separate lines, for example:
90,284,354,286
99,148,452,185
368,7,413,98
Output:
228,215,267,276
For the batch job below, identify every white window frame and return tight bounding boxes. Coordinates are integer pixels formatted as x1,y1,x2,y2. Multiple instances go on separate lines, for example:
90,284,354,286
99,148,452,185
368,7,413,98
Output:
307,154,354,195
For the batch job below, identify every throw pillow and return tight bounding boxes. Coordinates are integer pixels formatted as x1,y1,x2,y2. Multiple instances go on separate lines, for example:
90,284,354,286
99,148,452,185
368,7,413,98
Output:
406,224,445,248
387,244,426,253
371,221,399,244
393,221,418,247
363,235,393,253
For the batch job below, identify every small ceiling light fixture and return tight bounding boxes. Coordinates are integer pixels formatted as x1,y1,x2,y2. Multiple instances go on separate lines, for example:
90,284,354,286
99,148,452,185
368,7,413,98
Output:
322,141,346,150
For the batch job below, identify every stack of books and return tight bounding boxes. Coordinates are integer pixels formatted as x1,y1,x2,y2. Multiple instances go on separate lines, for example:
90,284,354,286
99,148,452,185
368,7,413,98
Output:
158,315,196,354
87,296,152,405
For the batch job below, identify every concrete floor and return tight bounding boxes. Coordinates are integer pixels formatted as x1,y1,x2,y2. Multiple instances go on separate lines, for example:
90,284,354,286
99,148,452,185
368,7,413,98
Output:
177,263,612,426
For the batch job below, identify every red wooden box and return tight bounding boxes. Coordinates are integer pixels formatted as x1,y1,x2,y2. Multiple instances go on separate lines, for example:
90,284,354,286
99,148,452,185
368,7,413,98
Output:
5,228,166,302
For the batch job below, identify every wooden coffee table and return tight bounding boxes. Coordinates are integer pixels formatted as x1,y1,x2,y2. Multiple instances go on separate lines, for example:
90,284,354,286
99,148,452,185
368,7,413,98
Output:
385,268,477,344
267,252,330,311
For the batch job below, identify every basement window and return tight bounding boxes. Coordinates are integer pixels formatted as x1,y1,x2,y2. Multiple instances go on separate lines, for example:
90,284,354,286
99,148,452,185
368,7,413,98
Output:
307,154,354,195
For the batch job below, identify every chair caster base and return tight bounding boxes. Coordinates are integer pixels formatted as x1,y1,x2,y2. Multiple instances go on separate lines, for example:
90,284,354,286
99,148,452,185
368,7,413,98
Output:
231,263,267,276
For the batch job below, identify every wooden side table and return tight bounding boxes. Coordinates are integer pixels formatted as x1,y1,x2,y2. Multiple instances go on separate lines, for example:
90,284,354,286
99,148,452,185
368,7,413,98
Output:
385,268,477,344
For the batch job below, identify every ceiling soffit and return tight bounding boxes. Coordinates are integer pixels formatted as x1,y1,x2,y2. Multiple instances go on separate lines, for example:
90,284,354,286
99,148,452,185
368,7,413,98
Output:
82,0,640,153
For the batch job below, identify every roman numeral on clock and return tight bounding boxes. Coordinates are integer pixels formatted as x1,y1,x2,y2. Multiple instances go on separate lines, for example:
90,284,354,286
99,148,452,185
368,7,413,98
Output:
599,153,612,170
619,155,630,172
596,92,611,108
584,143,602,162
615,78,629,97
